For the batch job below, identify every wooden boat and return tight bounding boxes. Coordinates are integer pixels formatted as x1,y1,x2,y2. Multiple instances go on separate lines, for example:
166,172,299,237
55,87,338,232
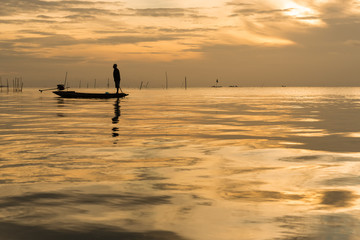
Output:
53,91,128,99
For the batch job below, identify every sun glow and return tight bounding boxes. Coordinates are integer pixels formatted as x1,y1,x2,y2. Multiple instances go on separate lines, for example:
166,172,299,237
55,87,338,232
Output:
215,29,296,46
283,2,324,25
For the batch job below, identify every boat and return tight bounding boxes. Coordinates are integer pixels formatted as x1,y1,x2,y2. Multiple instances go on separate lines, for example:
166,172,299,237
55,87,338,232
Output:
53,91,128,99
211,78,222,88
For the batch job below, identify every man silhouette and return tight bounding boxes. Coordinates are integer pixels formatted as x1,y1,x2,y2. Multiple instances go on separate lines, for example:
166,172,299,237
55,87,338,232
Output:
113,64,121,94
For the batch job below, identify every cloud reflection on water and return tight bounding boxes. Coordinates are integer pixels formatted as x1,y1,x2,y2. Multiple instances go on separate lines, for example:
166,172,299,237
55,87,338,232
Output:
0,221,187,240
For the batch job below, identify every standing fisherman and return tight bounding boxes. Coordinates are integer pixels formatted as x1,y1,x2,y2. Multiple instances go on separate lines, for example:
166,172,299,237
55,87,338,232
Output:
113,64,122,94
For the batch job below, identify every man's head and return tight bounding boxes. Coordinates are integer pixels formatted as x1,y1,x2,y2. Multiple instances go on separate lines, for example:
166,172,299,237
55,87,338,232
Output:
113,64,117,68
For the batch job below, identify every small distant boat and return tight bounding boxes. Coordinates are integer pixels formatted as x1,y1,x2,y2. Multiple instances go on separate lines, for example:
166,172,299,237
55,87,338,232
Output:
211,78,222,88
53,91,128,99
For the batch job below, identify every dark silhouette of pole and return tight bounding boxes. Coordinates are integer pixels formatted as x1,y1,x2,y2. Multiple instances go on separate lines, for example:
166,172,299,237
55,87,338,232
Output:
165,72,168,89
64,72,68,86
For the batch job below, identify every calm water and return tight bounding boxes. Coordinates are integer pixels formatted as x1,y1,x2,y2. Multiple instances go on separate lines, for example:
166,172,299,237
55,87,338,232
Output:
1,87,360,240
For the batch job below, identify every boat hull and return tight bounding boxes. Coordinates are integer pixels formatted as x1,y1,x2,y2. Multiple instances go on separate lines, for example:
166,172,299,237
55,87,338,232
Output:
53,91,128,99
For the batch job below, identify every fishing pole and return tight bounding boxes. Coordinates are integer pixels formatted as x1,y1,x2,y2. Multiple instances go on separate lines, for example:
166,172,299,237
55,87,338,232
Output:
39,84,65,93
39,72,68,93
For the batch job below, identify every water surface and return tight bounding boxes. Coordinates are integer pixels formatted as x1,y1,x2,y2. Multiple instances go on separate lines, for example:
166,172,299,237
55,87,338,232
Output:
1,87,360,240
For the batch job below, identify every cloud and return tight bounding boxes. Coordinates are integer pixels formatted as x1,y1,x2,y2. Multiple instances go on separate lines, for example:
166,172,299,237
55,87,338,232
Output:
0,35,182,57
0,0,123,16
95,35,182,44
1,0,61,16
18,29,56,36
321,190,358,208
0,34,79,49
63,7,119,16
1,0,360,87
226,2,254,7
127,7,211,19
0,19,57,24
36,14,54,19
129,8,188,17
231,7,291,17
158,27,217,33
64,14,97,20
345,40,360,47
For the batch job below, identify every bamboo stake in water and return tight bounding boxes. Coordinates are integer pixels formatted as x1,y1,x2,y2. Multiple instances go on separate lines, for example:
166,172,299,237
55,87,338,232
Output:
64,72,68,86
139,81,143,90
185,77,187,90
165,72,168,90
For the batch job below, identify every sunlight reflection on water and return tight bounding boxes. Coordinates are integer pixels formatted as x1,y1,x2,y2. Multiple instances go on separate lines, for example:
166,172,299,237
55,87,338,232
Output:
1,87,360,240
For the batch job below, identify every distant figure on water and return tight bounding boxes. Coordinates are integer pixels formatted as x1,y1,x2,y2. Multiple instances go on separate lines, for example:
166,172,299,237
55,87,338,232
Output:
113,64,122,94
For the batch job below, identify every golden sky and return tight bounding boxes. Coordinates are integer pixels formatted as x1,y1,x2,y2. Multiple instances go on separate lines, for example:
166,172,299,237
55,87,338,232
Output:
1,0,360,87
